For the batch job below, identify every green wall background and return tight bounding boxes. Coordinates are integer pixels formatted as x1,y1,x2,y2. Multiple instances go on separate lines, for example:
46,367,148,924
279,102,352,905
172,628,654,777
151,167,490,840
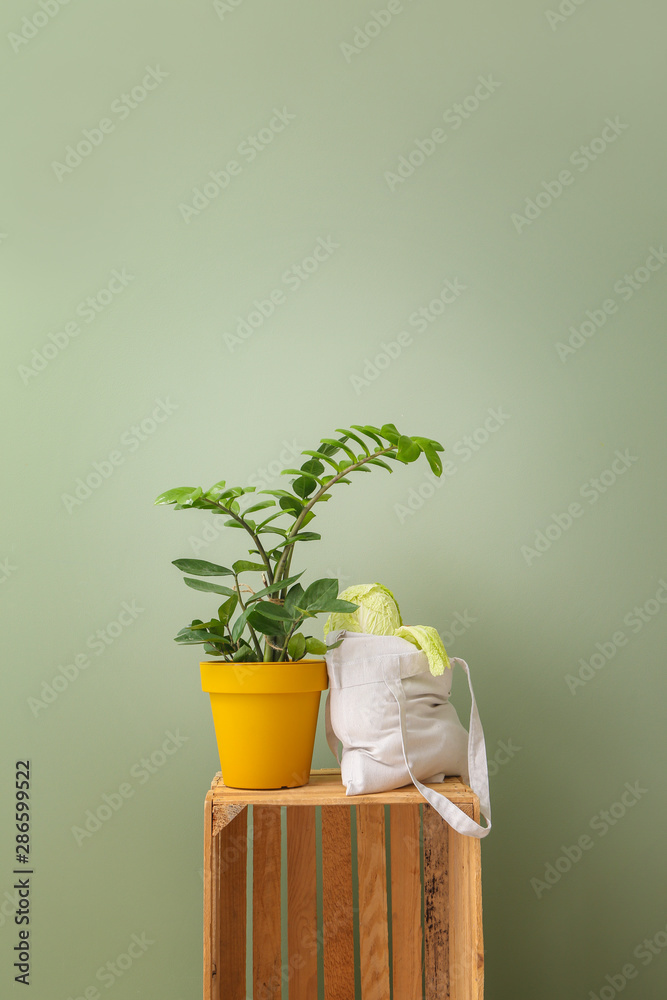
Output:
2,1,666,997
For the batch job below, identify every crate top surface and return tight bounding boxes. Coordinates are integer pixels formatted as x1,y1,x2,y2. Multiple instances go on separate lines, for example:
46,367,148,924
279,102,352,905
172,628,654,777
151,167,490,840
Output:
209,768,475,807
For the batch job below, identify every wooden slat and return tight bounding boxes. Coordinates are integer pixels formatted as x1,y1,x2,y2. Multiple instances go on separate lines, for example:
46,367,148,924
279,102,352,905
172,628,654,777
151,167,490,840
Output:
423,804,449,999
218,809,248,1000
356,804,390,1000
321,805,355,1000
449,801,484,1000
253,806,282,999
286,806,318,998
211,771,471,807
203,791,218,1000
206,773,484,1000
390,805,423,1000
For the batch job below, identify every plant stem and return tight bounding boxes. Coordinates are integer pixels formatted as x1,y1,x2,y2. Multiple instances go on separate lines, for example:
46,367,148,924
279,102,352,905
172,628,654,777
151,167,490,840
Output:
275,446,396,583
233,574,263,660
276,615,306,662
207,499,274,583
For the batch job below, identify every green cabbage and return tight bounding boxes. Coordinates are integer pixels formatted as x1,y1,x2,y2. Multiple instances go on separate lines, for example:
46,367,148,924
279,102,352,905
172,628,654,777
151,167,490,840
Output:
323,583,402,636
324,582,451,676
394,625,450,676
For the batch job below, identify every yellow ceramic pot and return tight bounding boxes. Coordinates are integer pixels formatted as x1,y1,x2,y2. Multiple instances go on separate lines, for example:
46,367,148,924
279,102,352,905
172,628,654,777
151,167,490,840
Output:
200,659,328,789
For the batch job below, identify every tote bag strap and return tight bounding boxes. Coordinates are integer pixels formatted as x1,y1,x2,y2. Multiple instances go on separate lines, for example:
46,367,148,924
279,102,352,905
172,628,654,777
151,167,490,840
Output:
384,656,492,839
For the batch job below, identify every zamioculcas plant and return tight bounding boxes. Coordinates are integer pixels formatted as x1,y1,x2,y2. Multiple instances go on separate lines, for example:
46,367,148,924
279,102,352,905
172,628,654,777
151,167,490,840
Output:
155,423,444,663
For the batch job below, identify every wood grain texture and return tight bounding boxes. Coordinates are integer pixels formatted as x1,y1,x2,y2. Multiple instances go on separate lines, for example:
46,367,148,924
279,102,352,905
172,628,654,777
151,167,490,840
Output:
252,807,282,1000
218,809,248,1000
449,801,484,1000
390,805,423,1000
356,804,390,1000
203,791,218,1000
423,804,449,1000
286,806,318,999
211,770,470,808
212,802,246,838
205,773,484,1000
321,805,355,1000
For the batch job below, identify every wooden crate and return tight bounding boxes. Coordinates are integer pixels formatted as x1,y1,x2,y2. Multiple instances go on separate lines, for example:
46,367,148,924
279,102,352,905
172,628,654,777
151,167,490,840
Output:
204,769,483,999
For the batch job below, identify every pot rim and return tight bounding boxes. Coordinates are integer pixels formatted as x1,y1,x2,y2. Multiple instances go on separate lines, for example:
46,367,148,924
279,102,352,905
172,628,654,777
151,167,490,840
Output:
200,658,328,694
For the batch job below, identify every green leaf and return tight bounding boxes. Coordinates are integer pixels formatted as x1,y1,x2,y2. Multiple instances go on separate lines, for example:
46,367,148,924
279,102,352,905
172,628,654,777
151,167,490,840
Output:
154,487,198,505
300,511,316,527
258,489,293,498
202,642,225,656
223,519,244,528
179,486,203,506
365,457,393,473
319,437,343,451
257,526,288,537
172,559,234,577
223,486,255,497
284,584,305,615
183,578,236,597
315,598,358,613
174,629,212,644
338,442,359,463
231,607,253,643
351,424,384,447
232,643,257,662
286,532,321,542
217,596,238,623
232,560,266,574
396,435,421,464
305,637,327,655
256,511,287,529
188,619,222,631
209,621,229,637
292,476,317,499
303,450,340,473
243,500,275,514
301,458,325,475
287,633,306,661
280,468,320,480
322,438,357,463
247,572,304,602
413,437,444,476
302,578,338,609
250,601,293,621
203,479,228,499
336,428,370,455
247,611,290,636
279,495,304,515
380,423,401,445
339,459,370,472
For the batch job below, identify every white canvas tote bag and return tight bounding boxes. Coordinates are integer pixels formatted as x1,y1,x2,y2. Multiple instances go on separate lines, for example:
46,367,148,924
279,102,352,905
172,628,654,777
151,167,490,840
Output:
325,631,491,838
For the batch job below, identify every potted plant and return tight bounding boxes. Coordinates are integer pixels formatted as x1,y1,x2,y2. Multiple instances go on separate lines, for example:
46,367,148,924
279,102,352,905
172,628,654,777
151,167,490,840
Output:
155,423,444,788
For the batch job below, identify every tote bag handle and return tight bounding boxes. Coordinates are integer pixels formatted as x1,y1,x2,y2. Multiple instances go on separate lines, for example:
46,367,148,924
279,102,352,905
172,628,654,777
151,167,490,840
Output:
384,656,491,838
325,655,492,838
